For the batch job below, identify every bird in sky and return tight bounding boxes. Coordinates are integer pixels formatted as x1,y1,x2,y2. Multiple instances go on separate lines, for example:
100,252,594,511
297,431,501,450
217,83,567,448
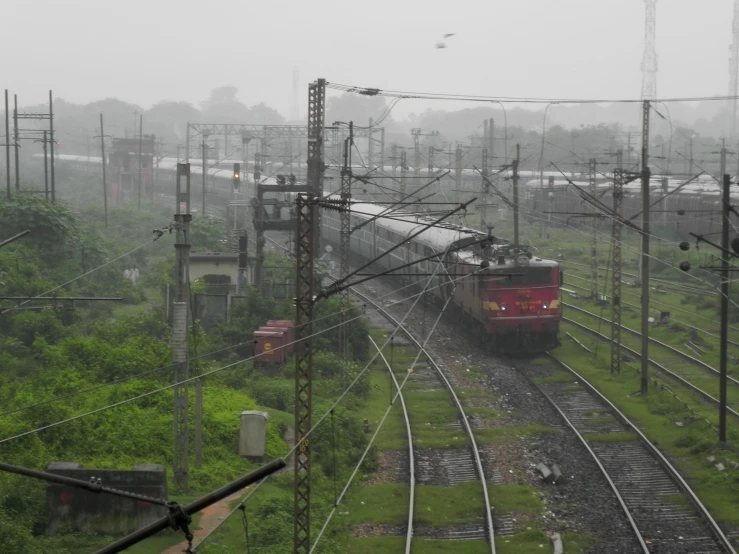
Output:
436,33,456,49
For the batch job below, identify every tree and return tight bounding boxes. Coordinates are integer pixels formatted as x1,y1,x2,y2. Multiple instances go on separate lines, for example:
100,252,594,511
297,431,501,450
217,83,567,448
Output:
248,102,285,124
145,101,201,143
201,86,250,122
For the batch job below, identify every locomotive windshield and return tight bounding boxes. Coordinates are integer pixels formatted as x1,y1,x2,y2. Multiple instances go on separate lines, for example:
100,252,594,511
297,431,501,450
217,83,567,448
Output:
496,267,552,285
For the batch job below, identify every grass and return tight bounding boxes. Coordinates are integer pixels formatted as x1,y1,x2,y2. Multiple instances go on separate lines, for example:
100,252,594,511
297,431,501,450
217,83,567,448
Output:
488,484,543,514
534,370,576,384
343,483,409,525
415,482,484,526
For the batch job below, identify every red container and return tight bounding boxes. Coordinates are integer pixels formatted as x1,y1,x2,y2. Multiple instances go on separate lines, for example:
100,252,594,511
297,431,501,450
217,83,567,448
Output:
267,320,295,344
253,330,286,364
259,327,294,355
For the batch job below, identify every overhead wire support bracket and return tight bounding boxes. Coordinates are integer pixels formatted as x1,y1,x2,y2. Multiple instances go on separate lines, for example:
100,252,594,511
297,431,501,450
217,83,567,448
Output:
94,459,285,554
319,198,478,299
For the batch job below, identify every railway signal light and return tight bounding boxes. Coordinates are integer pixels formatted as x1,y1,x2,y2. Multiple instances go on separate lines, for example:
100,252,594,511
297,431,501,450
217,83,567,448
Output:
232,163,240,192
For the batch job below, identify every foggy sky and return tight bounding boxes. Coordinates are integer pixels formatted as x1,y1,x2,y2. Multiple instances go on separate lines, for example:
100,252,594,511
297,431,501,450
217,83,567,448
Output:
4,0,733,119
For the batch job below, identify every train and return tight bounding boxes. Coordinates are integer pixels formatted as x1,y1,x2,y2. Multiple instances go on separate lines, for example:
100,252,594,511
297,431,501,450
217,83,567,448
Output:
322,199,562,353
42,152,737,240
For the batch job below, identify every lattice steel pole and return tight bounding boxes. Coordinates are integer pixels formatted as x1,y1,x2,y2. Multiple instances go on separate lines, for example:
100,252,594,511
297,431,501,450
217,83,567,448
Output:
307,79,326,249
339,124,353,360
589,158,598,299
293,193,315,554
611,150,624,375
293,78,325,554
173,163,191,493
400,150,407,201
481,147,490,231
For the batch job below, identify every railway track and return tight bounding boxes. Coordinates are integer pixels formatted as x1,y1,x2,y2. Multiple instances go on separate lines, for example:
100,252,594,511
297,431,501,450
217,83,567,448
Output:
564,302,739,387
561,274,739,348
562,315,739,422
353,288,496,552
565,262,739,338
517,355,736,554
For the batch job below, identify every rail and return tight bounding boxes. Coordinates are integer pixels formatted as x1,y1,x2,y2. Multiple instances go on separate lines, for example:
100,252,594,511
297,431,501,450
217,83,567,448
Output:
368,336,416,553
351,287,496,553
562,316,739,421
547,355,736,554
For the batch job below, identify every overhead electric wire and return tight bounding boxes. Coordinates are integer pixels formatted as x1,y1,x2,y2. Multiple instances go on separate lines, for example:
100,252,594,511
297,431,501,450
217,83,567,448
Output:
327,82,739,105
190,267,481,552
0,267,481,446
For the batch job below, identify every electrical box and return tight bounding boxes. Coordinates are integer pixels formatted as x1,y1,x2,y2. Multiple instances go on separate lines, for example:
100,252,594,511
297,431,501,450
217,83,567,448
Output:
239,411,269,459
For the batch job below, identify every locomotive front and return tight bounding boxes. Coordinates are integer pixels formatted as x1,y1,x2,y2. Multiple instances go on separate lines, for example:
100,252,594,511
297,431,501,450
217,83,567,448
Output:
480,245,561,352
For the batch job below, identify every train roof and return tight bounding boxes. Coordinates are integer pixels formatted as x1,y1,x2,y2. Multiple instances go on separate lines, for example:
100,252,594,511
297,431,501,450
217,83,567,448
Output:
342,196,558,269
345,196,486,252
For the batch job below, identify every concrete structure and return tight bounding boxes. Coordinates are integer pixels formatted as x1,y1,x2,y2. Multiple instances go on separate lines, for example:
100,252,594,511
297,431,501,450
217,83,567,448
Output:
239,410,269,460
45,462,167,535
189,252,239,292
108,135,156,205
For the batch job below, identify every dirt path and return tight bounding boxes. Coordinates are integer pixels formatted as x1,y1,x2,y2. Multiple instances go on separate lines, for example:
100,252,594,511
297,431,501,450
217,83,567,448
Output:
160,490,243,554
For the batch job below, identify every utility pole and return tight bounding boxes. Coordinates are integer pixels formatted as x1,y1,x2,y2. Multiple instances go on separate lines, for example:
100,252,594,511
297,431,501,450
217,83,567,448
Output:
367,117,374,176
589,158,598,299
412,128,421,179
400,150,407,200
339,123,353,360
455,145,462,193
512,144,520,245
428,146,436,198
42,131,49,201
481,147,489,230
611,149,624,375
293,194,315,554
391,144,397,179
99,115,108,226
294,79,325,554
173,163,191,493
202,130,210,216
641,0,658,100
308,78,326,248
4,90,10,199
49,91,55,204
137,114,143,210
719,172,730,444
640,100,651,395
13,94,19,190
488,118,494,166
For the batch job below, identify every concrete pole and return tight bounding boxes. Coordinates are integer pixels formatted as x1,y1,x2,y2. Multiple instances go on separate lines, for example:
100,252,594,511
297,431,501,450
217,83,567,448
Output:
640,101,651,395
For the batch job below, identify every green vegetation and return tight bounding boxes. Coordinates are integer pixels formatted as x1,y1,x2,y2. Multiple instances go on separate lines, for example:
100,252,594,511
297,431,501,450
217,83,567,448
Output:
0,194,373,553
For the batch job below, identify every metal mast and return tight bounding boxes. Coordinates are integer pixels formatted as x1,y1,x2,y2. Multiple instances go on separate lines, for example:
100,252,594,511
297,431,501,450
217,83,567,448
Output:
589,159,598,298
173,163,191,493
294,77,325,554
307,79,326,246
339,123,353,359
611,150,624,375
641,0,658,100
640,100,651,394
729,0,739,137
293,193,315,554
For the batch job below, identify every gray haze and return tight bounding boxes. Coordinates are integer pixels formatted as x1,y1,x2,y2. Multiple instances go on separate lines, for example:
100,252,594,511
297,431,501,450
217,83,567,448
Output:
4,0,734,124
